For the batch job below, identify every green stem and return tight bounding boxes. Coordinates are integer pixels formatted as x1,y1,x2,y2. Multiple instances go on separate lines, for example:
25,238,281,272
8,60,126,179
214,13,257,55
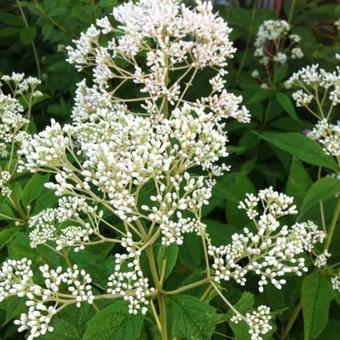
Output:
324,198,340,251
8,195,27,221
165,277,211,295
235,0,257,82
288,0,297,23
16,0,41,77
145,246,168,340
280,300,302,340
158,295,168,340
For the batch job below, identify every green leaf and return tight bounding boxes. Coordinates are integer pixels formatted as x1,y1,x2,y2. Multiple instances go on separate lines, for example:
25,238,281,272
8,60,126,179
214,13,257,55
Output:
33,190,58,214
276,92,299,121
157,244,178,280
300,177,340,216
179,234,202,270
0,226,20,249
260,132,338,171
0,13,24,27
0,27,19,37
302,272,333,340
227,292,254,340
21,174,50,206
286,160,312,200
0,297,26,324
225,175,255,227
40,317,81,339
246,90,268,105
19,27,37,45
83,300,144,340
205,220,238,246
168,295,218,340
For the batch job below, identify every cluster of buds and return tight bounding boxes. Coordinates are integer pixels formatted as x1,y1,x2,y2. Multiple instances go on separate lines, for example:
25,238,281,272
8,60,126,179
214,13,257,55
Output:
286,64,340,160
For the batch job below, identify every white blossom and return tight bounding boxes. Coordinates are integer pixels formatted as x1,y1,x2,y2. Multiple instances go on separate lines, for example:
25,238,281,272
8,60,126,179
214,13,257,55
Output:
0,170,11,197
307,119,340,157
231,305,272,340
254,20,303,66
209,188,325,291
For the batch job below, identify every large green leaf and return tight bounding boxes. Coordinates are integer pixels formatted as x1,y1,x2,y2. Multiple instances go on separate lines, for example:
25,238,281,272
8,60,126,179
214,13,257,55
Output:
300,177,340,216
302,272,333,340
168,294,219,340
83,300,144,340
260,132,338,171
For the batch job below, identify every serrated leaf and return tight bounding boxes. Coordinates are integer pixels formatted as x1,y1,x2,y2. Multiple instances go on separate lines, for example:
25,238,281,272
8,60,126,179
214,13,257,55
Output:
300,177,340,216
83,300,143,340
260,132,339,171
168,295,219,340
302,272,333,340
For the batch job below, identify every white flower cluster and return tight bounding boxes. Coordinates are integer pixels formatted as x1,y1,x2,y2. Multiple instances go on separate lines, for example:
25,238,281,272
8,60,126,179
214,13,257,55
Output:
231,305,272,340
307,119,340,158
286,65,339,159
0,170,11,197
286,64,340,107
0,258,33,302
314,250,331,268
209,188,325,292
331,274,340,292
20,102,229,245
0,258,93,340
107,233,154,314
0,73,41,158
143,173,213,245
254,20,303,66
66,0,249,123
29,196,97,251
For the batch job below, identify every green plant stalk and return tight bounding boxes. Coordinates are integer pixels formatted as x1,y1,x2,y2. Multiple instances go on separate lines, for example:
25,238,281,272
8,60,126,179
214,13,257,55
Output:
288,0,297,23
145,246,168,340
16,0,41,77
324,198,340,251
280,300,302,340
235,0,258,82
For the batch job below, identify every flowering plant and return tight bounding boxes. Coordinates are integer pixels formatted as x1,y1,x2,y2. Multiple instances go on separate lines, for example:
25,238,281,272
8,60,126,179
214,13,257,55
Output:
0,1,339,339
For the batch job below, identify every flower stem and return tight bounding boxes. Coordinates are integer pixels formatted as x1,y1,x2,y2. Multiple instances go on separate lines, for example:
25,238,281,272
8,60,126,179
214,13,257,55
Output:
324,198,340,251
280,300,302,340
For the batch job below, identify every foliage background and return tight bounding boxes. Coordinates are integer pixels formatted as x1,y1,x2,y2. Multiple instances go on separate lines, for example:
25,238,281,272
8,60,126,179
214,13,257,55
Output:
0,0,339,339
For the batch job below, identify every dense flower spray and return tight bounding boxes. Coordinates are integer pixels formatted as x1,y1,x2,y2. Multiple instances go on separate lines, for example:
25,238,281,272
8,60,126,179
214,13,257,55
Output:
286,64,340,160
0,1,327,339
